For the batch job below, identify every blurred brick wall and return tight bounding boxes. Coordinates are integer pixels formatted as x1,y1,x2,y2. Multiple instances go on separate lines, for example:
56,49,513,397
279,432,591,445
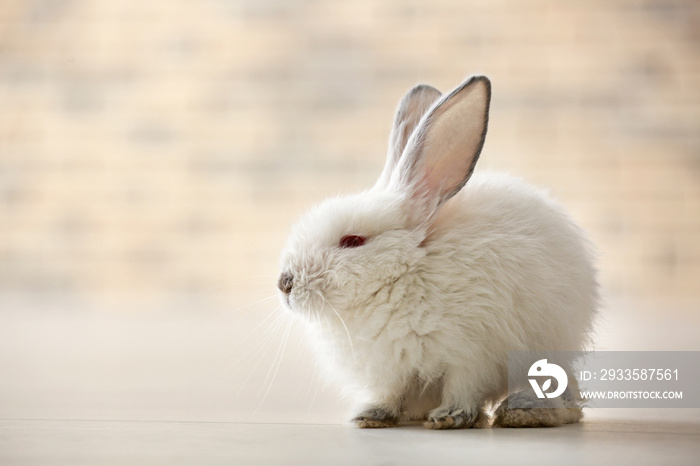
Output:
0,0,698,307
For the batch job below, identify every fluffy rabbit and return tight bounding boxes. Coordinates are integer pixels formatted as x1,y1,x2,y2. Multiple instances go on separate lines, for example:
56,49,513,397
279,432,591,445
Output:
277,76,598,429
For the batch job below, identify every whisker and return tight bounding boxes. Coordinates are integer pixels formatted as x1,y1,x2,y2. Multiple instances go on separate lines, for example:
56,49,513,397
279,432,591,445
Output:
254,316,294,415
305,358,323,415
238,236,281,265
316,290,357,364
221,301,284,369
210,295,279,324
319,301,337,363
232,308,288,398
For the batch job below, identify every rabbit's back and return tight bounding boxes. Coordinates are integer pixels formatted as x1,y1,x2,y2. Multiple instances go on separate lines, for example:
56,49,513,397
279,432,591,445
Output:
422,172,598,358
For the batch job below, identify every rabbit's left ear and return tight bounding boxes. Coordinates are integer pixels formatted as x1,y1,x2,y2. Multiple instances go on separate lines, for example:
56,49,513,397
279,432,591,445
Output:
376,84,442,189
391,76,491,217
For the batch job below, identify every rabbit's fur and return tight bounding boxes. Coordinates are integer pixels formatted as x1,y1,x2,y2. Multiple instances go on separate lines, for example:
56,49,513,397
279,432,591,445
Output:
278,76,598,428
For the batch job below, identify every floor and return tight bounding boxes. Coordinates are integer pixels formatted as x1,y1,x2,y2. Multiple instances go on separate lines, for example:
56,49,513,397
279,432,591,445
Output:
3,416,700,466
1,294,699,465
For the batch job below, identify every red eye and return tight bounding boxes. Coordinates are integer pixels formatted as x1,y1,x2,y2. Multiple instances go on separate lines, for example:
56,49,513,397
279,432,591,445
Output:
339,235,366,249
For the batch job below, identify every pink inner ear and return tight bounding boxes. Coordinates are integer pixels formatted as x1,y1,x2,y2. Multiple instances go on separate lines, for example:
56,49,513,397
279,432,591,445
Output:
339,235,366,249
400,77,490,206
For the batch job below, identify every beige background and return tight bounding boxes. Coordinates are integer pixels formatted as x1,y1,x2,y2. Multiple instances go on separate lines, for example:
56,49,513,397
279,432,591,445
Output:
1,0,699,425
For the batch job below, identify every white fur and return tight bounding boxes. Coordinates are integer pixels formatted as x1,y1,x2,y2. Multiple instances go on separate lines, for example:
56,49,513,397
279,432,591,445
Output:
278,77,598,425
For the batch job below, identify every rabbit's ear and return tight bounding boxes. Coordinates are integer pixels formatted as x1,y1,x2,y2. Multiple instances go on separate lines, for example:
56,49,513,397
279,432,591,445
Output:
376,84,442,189
393,76,491,217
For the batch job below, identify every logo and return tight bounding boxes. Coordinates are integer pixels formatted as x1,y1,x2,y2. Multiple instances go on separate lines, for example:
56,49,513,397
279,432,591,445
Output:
528,359,568,399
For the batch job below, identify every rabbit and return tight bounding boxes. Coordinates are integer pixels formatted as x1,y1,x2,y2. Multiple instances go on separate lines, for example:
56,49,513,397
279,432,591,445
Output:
277,76,598,429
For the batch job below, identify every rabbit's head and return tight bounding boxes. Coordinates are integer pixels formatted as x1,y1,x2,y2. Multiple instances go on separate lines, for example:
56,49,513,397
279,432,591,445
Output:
278,77,491,317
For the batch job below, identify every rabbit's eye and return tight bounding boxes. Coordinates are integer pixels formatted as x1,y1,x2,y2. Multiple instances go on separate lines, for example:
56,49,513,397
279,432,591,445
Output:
339,235,366,249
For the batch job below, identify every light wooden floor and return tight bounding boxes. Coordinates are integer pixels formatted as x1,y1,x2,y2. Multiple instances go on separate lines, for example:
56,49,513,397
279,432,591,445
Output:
2,417,700,466
1,295,699,465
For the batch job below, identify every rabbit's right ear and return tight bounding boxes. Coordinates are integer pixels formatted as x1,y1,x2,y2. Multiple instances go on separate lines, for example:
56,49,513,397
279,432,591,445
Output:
391,76,491,225
375,84,442,189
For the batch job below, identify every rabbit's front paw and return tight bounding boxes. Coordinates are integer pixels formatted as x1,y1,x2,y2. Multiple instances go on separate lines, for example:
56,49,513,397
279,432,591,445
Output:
352,406,399,428
424,406,478,430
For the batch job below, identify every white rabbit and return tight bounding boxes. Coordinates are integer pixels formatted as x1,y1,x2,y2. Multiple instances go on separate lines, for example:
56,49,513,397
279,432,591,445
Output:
277,76,598,429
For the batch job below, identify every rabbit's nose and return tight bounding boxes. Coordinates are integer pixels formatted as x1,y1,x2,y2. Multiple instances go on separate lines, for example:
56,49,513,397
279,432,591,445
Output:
277,272,294,294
